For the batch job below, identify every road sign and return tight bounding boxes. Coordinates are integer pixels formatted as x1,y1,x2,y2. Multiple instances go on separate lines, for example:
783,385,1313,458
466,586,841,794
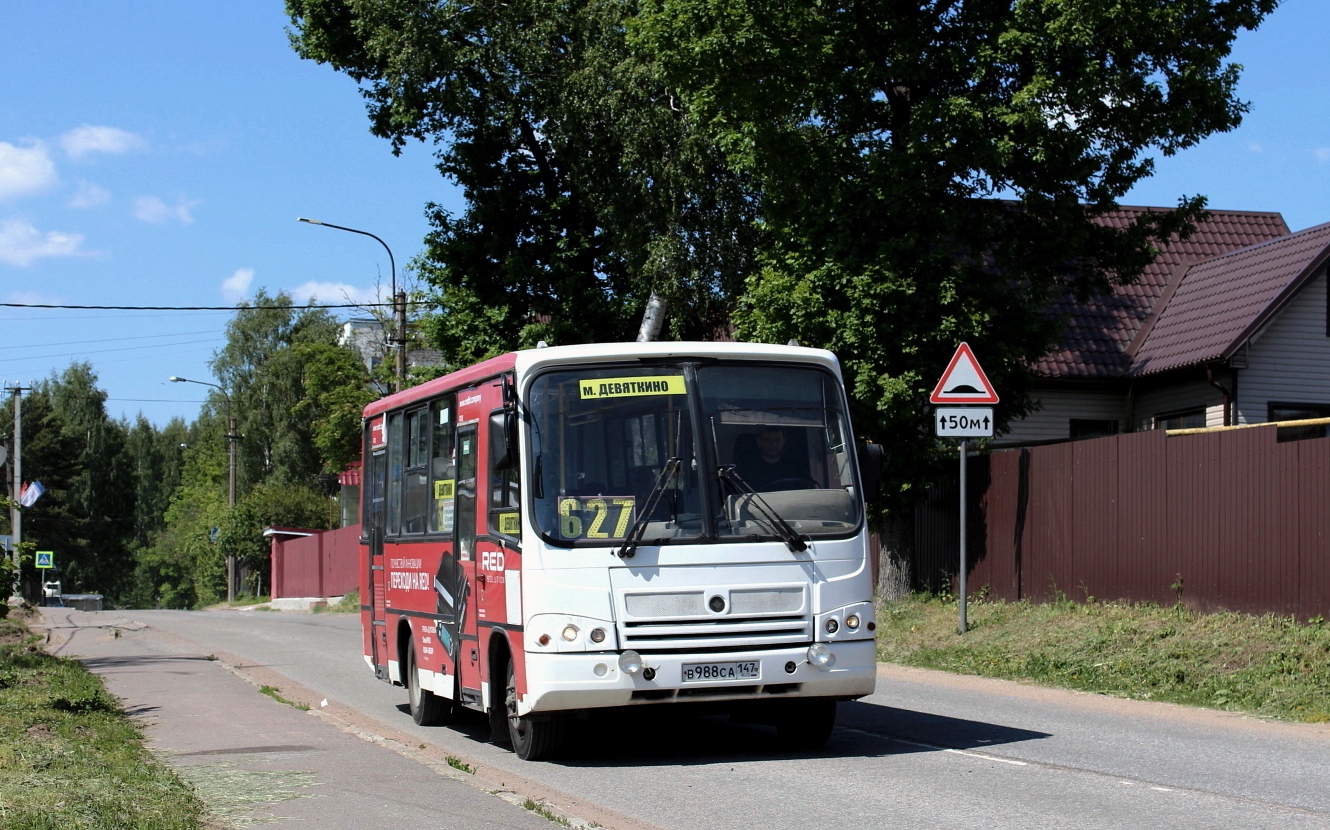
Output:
930,342,999,404
935,407,994,438
35,551,54,569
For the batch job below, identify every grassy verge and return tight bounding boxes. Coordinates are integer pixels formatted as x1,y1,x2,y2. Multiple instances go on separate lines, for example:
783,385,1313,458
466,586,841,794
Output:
0,611,209,829
876,594,1330,723
311,591,360,614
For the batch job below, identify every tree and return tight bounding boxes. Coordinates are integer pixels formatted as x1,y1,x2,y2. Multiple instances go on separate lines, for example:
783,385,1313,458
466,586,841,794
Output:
630,0,1277,505
287,0,760,366
286,0,1278,507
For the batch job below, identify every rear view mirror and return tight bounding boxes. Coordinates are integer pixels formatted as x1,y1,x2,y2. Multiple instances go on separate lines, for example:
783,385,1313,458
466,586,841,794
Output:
857,443,885,502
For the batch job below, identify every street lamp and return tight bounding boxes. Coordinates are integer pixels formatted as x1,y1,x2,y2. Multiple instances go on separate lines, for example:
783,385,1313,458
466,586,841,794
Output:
297,217,406,393
169,375,238,602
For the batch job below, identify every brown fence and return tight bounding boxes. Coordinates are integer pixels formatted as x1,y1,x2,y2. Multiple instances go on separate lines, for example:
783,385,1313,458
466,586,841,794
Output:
269,525,361,599
912,426,1330,619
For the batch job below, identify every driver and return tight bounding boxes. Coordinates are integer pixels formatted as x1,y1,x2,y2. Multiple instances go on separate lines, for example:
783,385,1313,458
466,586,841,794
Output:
740,426,803,490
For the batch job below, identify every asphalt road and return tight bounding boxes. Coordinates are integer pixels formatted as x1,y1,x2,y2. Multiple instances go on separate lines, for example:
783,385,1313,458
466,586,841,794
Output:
49,608,1330,830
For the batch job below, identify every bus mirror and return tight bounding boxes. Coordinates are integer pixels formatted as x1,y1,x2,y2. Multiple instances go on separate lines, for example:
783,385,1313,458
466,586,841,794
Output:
858,443,884,501
490,409,518,471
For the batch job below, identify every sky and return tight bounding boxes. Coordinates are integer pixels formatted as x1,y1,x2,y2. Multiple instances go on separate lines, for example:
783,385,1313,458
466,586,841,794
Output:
2,0,1328,428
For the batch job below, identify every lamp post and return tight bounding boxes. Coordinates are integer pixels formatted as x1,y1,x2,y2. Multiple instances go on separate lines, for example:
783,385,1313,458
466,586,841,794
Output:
297,217,406,393
170,375,238,602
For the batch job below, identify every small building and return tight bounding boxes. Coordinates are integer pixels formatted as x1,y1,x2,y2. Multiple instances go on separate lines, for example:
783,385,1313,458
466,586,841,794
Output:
1000,209,1330,444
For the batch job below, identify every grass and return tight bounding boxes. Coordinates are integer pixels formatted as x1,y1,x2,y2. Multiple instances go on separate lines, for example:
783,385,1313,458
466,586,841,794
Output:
258,685,309,711
311,590,360,614
0,612,209,829
445,755,474,774
522,797,572,827
876,593,1330,722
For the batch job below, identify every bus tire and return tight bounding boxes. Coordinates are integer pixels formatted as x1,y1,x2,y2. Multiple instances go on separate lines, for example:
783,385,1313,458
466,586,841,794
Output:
407,638,452,726
774,698,837,750
505,659,561,760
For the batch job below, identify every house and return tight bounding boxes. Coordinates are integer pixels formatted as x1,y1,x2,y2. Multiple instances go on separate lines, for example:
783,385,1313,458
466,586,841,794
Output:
998,208,1330,444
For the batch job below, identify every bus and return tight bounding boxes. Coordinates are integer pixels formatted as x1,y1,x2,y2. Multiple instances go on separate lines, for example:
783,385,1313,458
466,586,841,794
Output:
359,341,882,759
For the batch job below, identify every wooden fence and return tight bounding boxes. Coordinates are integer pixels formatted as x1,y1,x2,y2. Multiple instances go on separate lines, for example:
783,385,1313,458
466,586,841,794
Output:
911,426,1330,619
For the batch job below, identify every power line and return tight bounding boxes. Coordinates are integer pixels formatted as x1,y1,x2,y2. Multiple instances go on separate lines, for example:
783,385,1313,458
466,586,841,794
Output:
0,301,392,311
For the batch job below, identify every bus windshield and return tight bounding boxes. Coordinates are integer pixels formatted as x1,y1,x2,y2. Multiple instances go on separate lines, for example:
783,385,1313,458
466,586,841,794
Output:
527,361,860,547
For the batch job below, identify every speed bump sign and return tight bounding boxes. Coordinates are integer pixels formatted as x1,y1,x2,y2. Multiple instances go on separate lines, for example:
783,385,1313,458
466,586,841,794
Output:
35,551,54,569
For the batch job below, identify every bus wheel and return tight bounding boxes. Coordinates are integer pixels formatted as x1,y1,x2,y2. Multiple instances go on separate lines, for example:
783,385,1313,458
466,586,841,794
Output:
505,660,561,760
774,699,837,751
407,639,452,726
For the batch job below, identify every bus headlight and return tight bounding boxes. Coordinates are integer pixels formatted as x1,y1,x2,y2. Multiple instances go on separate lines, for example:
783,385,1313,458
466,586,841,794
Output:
845,614,861,631
561,624,580,642
589,627,606,644
807,642,836,669
618,650,645,675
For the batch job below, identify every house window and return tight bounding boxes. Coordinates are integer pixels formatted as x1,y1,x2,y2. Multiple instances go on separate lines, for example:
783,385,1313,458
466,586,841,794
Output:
1069,419,1118,439
1269,403,1330,442
1155,409,1205,431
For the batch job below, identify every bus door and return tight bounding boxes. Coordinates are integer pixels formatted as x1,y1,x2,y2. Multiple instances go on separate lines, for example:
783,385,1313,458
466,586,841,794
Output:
453,417,481,707
366,446,389,677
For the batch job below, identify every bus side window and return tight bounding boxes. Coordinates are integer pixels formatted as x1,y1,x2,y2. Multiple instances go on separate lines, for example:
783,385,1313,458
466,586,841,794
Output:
402,407,430,534
430,399,456,534
489,409,521,538
386,411,404,536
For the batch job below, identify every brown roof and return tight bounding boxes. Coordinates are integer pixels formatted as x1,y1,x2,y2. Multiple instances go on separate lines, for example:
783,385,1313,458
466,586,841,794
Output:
1130,221,1330,376
1037,207,1289,379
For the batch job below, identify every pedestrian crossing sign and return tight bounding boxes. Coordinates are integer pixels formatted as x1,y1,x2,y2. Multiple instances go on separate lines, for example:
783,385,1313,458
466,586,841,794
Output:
35,551,54,569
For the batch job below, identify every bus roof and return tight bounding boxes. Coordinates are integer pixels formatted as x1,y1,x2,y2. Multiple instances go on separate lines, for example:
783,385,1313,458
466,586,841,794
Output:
363,341,842,418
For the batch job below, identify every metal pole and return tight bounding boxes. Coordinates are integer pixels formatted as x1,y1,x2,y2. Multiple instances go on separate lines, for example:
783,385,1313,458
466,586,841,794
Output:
227,410,237,602
8,388,22,601
958,438,968,634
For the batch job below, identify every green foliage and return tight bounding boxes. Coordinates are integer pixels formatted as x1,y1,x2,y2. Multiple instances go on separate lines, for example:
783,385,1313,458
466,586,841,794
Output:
878,595,1330,723
286,0,1276,513
216,481,331,595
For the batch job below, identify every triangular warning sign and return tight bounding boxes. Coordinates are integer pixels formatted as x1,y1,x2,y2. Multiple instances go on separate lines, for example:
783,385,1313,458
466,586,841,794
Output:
930,343,999,404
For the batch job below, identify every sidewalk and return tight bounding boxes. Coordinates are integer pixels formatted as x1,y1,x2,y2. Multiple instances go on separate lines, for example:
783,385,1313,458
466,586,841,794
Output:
36,608,560,830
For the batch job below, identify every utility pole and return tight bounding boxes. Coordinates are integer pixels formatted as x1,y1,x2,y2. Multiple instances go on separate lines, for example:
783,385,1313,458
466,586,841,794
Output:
395,288,408,392
7,386,28,601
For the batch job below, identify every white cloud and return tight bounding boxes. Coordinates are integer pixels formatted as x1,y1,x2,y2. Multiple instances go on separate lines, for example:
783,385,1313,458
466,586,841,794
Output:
0,141,57,201
1315,148,1330,164
290,280,380,307
0,218,86,266
221,268,254,302
68,180,110,209
134,194,198,224
60,125,146,160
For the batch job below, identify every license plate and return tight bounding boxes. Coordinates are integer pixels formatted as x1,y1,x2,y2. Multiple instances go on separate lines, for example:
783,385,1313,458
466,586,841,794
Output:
681,661,760,682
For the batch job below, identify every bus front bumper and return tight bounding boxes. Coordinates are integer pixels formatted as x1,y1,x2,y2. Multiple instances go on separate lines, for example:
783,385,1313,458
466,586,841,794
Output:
518,640,876,715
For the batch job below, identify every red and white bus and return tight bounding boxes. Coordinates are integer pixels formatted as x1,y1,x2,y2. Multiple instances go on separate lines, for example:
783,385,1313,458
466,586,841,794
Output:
359,341,882,759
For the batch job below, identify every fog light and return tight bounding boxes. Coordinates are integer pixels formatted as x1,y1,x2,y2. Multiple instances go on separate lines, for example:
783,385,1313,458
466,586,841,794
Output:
589,627,606,644
825,618,839,634
845,614,861,631
561,624,579,642
618,650,645,675
708,595,726,613
807,642,836,669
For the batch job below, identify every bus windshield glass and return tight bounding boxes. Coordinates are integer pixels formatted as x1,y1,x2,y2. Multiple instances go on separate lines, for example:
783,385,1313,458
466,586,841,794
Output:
527,361,860,547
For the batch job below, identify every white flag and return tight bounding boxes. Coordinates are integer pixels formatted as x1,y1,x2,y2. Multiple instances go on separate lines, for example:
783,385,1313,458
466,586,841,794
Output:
19,481,44,508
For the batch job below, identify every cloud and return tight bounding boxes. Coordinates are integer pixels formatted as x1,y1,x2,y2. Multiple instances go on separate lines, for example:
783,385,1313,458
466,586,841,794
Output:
134,194,198,224
221,268,254,302
68,180,110,209
1316,148,1330,164
289,280,380,307
0,140,57,201
60,125,146,160
0,218,86,266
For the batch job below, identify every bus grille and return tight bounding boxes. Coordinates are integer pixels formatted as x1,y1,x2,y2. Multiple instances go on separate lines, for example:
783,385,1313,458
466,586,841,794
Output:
620,615,810,651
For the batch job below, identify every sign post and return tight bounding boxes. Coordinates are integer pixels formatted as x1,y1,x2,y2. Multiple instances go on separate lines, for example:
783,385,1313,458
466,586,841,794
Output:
930,343,999,634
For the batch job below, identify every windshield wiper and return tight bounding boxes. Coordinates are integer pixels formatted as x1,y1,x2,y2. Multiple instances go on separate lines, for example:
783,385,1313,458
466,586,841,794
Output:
716,466,808,553
615,457,682,559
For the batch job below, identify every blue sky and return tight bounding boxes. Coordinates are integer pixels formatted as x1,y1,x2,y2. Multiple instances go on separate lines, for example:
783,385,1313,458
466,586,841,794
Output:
2,0,1327,427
